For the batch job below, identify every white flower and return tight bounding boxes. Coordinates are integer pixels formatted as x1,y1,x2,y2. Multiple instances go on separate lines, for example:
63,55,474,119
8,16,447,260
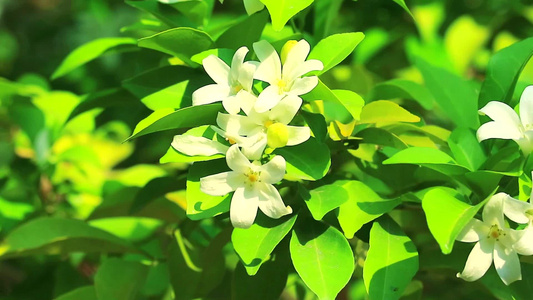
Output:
477,86,533,154
243,0,264,15
252,39,323,112
171,135,229,157
216,95,311,160
502,182,533,256
192,46,257,115
456,193,525,285
200,145,292,228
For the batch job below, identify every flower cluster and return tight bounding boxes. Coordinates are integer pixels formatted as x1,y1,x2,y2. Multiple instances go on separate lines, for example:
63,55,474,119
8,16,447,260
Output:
173,40,323,228
477,86,533,154
456,191,533,285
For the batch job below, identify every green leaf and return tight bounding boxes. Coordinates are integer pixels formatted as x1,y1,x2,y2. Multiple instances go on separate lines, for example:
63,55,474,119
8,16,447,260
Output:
370,79,434,110
355,128,408,150
88,217,163,242
54,286,97,300
130,176,182,214
160,126,225,164
300,110,327,143
416,59,479,129
337,180,400,239
383,147,469,176
421,187,491,254
479,37,533,108
232,247,290,300
302,80,359,121
448,127,486,171
122,65,211,110
95,258,149,300
51,37,136,80
363,217,419,300
290,220,354,300
127,103,222,140
232,213,296,275
332,89,365,121
165,0,211,26
308,32,365,75
313,0,343,39
186,158,231,220
274,137,331,181
0,218,135,259
359,100,420,126
168,229,203,300
303,183,349,220
392,0,413,18
137,27,215,64
216,11,268,50
68,88,134,121
126,0,196,27
260,0,314,31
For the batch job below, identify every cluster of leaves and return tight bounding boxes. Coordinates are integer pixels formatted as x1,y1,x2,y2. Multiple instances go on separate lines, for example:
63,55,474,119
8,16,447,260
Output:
2,0,533,299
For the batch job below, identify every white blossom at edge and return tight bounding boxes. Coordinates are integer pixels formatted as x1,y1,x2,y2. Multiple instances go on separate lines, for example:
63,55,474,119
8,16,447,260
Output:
199,144,292,228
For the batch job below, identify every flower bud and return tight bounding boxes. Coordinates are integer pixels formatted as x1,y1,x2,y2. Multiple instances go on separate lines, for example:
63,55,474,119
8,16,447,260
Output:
266,123,289,149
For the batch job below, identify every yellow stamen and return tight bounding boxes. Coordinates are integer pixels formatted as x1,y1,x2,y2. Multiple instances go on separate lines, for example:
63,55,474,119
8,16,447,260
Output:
264,120,274,128
228,138,236,145
281,40,298,65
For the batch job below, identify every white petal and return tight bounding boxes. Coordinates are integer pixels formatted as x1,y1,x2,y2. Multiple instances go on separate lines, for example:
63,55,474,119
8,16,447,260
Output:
200,171,242,196
222,95,242,115
253,40,281,84
477,121,523,141
290,59,324,79
192,84,230,106
171,135,228,156
243,0,264,15
457,239,494,282
231,187,259,228
520,86,533,128
255,85,284,113
203,55,230,85
503,196,532,224
236,90,257,115
482,193,507,227
494,242,522,285
241,132,267,161
478,101,523,140
513,225,533,255
282,40,310,79
216,112,259,136
238,62,257,93
230,46,249,82
289,76,319,96
269,94,302,124
286,126,311,146
516,134,533,155
259,155,286,184
456,218,488,243
257,183,292,218
226,144,251,173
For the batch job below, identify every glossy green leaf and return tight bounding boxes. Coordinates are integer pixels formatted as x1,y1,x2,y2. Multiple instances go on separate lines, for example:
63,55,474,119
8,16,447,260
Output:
300,110,327,142
355,128,408,150
51,37,136,80
137,27,215,64
122,65,211,110
88,217,163,242
130,176,182,213
332,89,365,121
479,37,533,108
304,183,349,220
313,0,343,39
126,0,194,27
232,213,296,275
165,0,211,26
416,59,479,129
370,79,434,110
186,158,231,220
274,137,331,181
127,103,222,140
290,220,354,300
448,127,486,171
308,32,365,75
303,80,358,121
364,217,419,300
168,229,202,300
392,0,413,17
95,258,149,300
360,100,420,125
54,286,97,300
422,187,491,254
337,180,400,239
68,88,134,121
232,247,290,300
260,0,314,31
216,11,268,50
383,147,469,175
0,218,135,259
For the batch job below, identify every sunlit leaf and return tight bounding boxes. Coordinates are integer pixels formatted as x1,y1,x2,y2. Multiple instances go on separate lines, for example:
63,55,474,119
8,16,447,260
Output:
274,137,331,181
260,0,314,31
308,32,365,75
95,258,148,300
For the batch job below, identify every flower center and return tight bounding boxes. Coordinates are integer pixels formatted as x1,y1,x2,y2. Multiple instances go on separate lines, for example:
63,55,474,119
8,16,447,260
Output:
488,224,505,241
231,83,243,95
264,120,274,128
227,137,236,145
245,168,261,186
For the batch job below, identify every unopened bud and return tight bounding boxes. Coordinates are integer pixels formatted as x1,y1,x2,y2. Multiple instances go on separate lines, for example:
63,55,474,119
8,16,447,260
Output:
281,40,298,65
267,123,289,148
